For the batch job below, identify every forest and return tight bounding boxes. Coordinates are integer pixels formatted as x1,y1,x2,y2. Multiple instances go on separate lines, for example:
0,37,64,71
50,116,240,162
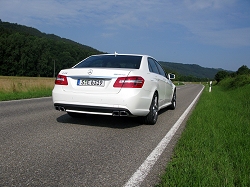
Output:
0,20,103,77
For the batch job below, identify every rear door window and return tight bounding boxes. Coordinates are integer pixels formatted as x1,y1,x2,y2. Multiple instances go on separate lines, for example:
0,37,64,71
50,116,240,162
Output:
148,58,160,74
154,60,167,78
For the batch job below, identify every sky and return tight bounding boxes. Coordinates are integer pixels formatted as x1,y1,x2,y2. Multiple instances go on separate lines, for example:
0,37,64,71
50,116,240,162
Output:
1,0,250,71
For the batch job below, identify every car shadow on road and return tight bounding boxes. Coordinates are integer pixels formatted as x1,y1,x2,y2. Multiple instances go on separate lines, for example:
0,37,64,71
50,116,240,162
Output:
158,106,171,115
56,113,143,129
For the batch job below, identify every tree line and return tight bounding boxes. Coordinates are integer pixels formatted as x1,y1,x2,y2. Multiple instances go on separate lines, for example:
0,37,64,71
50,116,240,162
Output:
160,65,213,82
0,20,102,77
215,65,250,83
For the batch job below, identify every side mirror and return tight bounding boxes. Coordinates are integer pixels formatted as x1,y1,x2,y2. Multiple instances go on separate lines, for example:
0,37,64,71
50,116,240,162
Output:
168,73,175,80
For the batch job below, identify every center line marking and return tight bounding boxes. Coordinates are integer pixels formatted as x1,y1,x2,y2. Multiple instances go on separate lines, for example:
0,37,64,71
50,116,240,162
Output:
124,86,204,187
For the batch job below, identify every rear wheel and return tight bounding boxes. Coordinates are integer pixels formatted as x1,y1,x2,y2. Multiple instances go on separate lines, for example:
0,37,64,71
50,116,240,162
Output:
169,90,176,110
143,93,158,125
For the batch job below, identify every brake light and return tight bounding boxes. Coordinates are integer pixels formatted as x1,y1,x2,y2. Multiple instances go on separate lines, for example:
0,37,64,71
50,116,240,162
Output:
55,74,68,85
113,76,144,88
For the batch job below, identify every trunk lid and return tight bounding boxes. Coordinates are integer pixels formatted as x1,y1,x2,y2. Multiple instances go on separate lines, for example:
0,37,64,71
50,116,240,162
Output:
60,68,132,94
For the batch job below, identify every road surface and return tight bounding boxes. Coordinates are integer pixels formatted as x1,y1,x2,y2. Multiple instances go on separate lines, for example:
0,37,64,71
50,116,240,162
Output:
0,84,204,186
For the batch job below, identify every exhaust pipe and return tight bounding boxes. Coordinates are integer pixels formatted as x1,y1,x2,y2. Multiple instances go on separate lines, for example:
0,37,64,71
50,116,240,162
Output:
55,106,66,111
120,111,129,116
112,111,129,116
59,107,65,111
113,111,120,116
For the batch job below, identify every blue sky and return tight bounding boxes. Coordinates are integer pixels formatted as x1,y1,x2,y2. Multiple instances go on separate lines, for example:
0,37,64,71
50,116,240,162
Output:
1,0,250,71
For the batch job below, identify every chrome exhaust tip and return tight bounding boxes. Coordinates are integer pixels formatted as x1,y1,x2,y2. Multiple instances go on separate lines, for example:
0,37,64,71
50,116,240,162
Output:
120,111,129,116
112,111,120,116
112,111,129,116
59,107,65,111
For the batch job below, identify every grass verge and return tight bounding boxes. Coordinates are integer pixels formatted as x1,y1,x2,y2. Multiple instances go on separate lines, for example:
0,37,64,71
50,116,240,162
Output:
0,76,54,101
157,84,250,187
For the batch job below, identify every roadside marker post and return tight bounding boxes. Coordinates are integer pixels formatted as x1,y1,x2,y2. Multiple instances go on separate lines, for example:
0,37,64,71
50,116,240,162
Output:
209,81,212,92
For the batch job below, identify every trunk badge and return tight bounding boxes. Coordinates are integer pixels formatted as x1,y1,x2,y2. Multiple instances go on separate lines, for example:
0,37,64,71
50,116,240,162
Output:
87,69,93,75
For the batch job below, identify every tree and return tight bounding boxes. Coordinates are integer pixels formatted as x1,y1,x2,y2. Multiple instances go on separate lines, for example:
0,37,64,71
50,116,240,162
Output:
236,65,249,75
214,70,229,83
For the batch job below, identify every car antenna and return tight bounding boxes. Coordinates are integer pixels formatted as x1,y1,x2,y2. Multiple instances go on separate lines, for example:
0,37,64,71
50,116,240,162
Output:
115,51,118,57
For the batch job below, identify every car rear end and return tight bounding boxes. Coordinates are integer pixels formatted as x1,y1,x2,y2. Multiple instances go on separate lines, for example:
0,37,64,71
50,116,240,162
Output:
52,54,154,116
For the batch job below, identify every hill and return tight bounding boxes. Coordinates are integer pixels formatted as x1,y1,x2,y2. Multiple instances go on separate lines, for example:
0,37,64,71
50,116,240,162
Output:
0,20,103,77
0,20,101,48
160,61,223,80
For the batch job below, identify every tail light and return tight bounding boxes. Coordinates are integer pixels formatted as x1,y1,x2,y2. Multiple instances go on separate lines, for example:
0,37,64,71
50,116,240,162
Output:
55,74,68,85
113,76,144,88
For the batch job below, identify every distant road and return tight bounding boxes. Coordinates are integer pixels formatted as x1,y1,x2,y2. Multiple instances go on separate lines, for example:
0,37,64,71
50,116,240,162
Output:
0,84,204,187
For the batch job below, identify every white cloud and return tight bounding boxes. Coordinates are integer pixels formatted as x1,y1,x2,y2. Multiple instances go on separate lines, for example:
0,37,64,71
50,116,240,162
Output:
184,0,236,10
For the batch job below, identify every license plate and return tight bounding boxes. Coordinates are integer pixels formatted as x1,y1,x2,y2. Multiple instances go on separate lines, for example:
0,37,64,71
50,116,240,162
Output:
77,79,105,86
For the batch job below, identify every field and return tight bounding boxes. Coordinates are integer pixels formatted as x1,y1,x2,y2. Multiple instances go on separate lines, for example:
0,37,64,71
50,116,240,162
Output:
0,76,54,101
157,83,250,186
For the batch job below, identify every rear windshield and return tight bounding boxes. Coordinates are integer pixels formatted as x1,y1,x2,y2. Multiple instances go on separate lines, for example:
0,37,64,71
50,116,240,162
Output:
74,55,142,69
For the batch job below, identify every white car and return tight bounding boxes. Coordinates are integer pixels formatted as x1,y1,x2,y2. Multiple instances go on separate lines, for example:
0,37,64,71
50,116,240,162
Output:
52,53,176,124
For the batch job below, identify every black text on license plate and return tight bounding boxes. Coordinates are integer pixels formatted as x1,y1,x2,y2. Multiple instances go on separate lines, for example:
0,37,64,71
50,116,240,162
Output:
77,79,105,86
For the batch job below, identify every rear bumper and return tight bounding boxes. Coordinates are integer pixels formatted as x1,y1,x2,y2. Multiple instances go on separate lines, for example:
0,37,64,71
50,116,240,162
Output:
52,86,153,116
54,103,132,116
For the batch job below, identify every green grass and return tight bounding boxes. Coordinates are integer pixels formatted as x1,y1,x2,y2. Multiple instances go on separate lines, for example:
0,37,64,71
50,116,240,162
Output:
173,81,185,86
0,76,54,101
157,84,250,187
0,87,53,101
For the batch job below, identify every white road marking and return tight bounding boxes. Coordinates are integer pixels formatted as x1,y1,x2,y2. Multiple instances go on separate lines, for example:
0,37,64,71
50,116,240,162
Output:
124,86,204,187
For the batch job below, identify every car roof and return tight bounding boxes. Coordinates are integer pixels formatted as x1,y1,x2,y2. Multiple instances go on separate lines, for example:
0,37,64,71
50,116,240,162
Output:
91,53,153,58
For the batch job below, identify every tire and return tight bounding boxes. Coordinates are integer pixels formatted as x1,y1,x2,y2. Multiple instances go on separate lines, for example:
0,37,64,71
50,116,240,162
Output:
143,92,158,125
169,90,176,110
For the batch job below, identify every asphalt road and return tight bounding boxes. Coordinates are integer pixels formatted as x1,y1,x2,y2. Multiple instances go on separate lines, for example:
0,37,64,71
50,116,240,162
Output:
0,84,204,187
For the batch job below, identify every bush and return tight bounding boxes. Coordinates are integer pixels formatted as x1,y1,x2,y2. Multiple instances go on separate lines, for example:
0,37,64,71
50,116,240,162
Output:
214,70,230,83
218,74,250,89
